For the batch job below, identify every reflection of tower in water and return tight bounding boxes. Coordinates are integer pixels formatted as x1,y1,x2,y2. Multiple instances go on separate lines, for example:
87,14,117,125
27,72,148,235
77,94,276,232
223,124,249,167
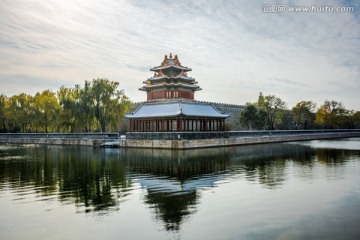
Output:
128,147,231,231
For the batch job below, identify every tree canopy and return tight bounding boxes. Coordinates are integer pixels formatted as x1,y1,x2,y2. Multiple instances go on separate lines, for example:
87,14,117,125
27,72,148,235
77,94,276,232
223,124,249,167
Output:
0,78,132,133
240,93,287,130
314,100,356,129
292,101,316,130
239,93,360,130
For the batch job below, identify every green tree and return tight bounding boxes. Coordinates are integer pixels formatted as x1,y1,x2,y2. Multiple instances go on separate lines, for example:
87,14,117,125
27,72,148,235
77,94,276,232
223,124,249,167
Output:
292,101,316,129
33,90,60,133
240,103,257,130
90,78,130,132
240,103,267,130
58,86,77,132
6,93,35,132
77,81,95,132
353,111,360,128
315,100,346,129
107,92,132,132
0,94,7,132
58,79,131,132
258,94,287,130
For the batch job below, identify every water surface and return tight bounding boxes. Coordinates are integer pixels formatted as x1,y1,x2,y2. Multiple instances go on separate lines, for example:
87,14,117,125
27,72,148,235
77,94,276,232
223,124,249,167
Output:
1,138,360,239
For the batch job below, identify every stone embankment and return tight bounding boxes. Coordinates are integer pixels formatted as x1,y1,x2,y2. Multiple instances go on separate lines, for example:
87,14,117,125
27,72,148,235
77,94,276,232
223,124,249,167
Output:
0,133,120,146
1,130,360,149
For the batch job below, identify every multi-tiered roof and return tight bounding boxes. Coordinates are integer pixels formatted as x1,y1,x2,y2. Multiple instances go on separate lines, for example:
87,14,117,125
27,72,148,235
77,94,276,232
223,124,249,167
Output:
140,53,202,100
125,54,229,132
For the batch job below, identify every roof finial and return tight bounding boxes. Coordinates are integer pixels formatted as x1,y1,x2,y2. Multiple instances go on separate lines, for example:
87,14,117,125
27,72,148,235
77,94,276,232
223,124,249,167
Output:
169,53,173,59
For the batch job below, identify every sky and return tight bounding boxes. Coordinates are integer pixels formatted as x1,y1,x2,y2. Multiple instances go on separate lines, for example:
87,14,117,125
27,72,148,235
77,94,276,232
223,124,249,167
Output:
0,0,359,110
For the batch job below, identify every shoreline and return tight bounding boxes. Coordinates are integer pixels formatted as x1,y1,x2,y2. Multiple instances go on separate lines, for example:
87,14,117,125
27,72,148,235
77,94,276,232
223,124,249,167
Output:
1,130,360,149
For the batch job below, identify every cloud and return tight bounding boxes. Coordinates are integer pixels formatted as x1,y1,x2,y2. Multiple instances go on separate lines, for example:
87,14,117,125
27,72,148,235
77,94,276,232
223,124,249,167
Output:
0,0,359,110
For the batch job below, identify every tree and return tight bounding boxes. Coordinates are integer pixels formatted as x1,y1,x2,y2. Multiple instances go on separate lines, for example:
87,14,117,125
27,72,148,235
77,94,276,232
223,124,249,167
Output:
58,79,131,132
292,101,316,129
315,100,346,129
258,94,287,130
78,81,95,132
58,86,77,132
240,103,257,130
278,110,294,130
6,93,34,132
0,94,8,132
90,78,131,132
0,78,131,133
240,103,266,130
107,91,132,132
353,111,360,128
33,90,60,133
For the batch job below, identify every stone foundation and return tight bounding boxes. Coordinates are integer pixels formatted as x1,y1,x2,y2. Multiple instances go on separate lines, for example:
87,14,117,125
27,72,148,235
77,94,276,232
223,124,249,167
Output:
2,130,359,149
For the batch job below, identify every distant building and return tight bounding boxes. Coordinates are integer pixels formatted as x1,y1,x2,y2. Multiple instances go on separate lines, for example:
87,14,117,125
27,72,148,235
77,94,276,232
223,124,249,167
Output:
125,54,243,132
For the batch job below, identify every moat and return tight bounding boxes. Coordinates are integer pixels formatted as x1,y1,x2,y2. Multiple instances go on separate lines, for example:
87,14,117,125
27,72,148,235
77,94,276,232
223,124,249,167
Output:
1,138,360,240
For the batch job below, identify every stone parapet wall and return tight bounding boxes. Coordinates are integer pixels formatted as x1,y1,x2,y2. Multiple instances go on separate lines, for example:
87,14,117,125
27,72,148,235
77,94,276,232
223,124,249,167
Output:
1,130,359,149
0,132,119,139
126,129,360,140
0,133,120,146
123,130,360,149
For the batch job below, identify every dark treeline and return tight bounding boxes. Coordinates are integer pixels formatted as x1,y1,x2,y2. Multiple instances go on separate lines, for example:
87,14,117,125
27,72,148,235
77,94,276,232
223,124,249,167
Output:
0,78,132,133
240,92,360,130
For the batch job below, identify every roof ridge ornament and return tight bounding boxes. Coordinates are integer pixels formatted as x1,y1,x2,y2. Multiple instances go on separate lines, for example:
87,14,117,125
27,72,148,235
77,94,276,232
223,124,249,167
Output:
161,54,169,66
173,54,181,66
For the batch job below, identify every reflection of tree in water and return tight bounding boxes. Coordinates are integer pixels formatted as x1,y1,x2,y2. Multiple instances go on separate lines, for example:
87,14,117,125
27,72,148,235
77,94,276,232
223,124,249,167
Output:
55,148,131,213
315,148,353,166
232,143,317,188
0,145,131,214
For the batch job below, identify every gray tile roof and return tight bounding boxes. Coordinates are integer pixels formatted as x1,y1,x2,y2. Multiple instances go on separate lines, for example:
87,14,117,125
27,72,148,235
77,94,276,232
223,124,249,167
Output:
125,101,229,119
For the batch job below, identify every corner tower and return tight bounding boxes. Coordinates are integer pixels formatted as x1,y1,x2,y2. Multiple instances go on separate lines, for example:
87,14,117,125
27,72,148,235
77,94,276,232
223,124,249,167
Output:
140,53,202,100
125,53,229,132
